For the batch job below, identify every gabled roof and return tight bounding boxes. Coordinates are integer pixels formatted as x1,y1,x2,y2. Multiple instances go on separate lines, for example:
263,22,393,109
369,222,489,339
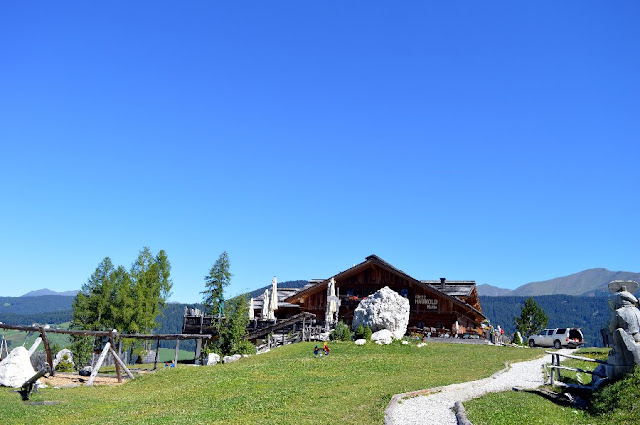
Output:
422,281,476,297
285,254,485,319
252,288,302,310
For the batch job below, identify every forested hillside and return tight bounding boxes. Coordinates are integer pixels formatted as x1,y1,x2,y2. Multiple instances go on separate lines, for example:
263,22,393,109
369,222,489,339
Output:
0,296,74,315
480,295,611,347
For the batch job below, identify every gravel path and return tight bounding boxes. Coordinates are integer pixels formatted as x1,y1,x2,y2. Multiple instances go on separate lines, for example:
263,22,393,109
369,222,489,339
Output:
385,349,575,425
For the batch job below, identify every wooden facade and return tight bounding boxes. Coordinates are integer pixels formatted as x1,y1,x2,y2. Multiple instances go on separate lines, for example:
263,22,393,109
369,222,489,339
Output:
284,255,486,335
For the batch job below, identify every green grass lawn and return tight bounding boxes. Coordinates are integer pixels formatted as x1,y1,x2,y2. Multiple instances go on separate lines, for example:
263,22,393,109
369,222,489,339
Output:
0,341,543,424
464,347,639,425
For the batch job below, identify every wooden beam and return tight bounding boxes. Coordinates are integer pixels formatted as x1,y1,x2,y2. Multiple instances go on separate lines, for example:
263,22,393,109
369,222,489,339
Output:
28,337,42,356
87,342,110,386
109,331,121,383
0,324,212,340
108,347,135,380
39,327,54,377
153,339,160,371
113,333,213,341
544,351,608,364
548,364,606,378
0,323,112,337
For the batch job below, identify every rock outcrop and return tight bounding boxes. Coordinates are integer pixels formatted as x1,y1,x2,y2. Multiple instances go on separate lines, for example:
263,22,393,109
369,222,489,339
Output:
0,347,38,388
223,354,242,364
205,353,220,365
371,329,394,345
352,286,409,339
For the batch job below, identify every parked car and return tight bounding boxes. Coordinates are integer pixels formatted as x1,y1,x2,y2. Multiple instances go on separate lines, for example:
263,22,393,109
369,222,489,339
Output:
528,328,584,349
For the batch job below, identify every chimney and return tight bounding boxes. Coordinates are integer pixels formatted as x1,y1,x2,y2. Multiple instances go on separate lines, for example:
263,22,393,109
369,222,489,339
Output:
440,277,446,290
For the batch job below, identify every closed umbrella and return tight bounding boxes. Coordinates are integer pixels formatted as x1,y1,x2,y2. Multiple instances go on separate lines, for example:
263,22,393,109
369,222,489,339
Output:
261,289,271,319
271,276,279,317
326,278,338,325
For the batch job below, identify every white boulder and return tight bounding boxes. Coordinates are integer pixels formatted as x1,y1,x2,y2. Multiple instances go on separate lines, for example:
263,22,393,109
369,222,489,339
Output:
354,339,367,346
0,347,37,388
371,329,394,345
352,286,410,339
223,354,242,364
205,353,220,365
53,349,74,369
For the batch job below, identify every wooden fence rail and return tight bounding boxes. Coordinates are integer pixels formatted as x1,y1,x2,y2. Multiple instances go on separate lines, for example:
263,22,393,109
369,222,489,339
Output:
0,323,213,382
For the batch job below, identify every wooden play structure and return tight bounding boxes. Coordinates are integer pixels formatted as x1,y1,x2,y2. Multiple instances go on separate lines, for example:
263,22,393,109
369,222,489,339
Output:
0,323,212,385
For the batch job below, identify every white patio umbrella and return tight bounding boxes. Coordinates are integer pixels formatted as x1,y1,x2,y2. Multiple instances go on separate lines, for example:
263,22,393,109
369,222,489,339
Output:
326,278,338,325
271,276,279,316
261,289,271,319
248,297,254,320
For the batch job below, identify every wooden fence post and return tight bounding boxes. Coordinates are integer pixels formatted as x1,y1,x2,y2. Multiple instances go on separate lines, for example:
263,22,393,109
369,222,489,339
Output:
153,338,160,370
109,330,122,383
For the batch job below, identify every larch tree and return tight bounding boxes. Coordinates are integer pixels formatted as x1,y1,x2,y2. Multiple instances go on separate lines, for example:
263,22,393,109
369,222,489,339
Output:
70,248,173,364
201,251,232,317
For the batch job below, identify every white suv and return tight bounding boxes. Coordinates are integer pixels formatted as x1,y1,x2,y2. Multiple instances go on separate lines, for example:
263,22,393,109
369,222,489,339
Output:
528,328,584,349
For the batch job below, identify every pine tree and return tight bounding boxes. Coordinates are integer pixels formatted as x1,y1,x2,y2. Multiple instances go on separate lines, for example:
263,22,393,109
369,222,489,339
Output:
354,324,366,340
514,297,549,338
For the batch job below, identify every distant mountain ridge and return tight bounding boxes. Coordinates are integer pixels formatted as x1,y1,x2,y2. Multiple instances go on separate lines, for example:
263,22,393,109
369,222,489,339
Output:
476,284,514,297
21,288,79,297
478,268,640,297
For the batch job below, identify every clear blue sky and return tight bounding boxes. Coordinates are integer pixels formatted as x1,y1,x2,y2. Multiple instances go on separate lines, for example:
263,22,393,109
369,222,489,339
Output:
1,2,638,302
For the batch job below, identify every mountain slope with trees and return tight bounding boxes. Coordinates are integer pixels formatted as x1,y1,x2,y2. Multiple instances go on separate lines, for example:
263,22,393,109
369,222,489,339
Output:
480,295,611,347
477,268,640,297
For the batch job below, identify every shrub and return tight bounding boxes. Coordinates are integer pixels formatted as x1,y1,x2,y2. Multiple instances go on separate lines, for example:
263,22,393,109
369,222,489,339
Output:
329,321,352,341
235,339,256,355
512,331,524,345
364,325,372,341
354,324,366,340
55,354,74,372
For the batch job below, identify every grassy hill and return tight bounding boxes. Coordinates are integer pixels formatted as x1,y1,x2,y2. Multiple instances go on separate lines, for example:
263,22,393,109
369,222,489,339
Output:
0,341,542,424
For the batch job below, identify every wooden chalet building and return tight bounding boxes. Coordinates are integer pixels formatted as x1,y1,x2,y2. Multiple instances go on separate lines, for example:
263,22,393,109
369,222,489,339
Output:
283,255,486,335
